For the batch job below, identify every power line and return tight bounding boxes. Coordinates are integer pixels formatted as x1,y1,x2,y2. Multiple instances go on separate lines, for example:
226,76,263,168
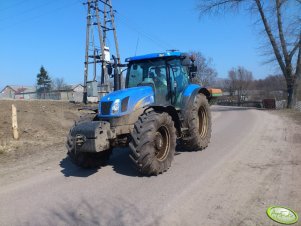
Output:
0,0,27,13
0,0,80,31
0,0,57,22
116,18,168,50
115,11,174,50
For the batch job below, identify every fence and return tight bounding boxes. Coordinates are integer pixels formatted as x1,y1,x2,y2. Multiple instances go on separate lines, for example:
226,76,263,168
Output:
295,101,301,111
276,100,301,111
276,100,287,109
0,91,84,102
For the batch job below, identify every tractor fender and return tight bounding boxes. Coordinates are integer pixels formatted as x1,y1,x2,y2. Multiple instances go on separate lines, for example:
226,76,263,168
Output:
144,105,182,137
180,85,211,129
181,86,211,110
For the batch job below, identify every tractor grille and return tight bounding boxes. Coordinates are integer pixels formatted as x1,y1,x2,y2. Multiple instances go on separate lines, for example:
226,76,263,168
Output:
101,101,112,115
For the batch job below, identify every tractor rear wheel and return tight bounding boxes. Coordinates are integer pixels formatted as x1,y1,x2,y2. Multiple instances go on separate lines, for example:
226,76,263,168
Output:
129,110,176,176
182,93,212,151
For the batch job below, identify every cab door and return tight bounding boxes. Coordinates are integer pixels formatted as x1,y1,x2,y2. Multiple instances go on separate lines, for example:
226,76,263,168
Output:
168,59,189,108
147,60,170,105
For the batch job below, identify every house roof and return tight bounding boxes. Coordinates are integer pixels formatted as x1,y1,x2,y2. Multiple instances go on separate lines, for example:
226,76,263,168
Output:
71,84,83,90
1,85,36,94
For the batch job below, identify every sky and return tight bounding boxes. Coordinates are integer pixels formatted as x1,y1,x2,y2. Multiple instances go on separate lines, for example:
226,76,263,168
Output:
0,0,277,88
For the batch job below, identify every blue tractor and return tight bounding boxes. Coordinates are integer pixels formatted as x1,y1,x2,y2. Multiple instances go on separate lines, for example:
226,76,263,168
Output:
67,51,214,175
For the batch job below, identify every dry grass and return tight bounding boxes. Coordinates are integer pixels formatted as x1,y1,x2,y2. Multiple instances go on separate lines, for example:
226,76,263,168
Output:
272,109,301,125
0,140,14,154
0,144,9,154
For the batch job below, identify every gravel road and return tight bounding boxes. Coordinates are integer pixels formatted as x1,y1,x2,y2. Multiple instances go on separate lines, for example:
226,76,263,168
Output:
0,106,300,226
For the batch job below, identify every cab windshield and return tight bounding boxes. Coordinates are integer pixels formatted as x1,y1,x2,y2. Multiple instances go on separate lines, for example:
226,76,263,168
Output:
126,60,166,88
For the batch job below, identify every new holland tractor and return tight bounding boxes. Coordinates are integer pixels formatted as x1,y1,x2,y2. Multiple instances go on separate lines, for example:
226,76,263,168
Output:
67,51,219,175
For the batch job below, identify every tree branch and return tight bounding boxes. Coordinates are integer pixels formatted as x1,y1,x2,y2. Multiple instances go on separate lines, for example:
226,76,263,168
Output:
276,0,290,66
289,40,300,60
255,0,287,77
295,33,301,78
198,0,244,14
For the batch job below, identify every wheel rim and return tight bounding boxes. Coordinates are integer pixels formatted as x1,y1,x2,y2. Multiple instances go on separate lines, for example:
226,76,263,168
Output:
154,125,170,161
198,106,208,139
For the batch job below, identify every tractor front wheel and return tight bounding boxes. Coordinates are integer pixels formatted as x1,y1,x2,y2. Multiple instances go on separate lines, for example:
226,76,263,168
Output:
67,149,112,169
129,110,176,176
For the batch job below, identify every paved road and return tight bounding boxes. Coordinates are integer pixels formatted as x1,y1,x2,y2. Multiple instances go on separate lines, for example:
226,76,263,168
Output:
0,106,300,226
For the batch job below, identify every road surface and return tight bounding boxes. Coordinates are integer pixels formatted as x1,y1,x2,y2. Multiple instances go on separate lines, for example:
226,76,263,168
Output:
0,106,300,226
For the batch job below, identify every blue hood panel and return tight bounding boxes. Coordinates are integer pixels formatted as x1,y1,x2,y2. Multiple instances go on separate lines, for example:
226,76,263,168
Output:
98,86,154,117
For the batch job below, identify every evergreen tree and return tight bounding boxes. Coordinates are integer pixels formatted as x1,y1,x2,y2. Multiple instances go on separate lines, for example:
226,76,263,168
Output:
36,66,52,99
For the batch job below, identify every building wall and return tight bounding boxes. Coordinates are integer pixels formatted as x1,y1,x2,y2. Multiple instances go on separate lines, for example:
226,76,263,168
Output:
72,92,83,102
73,86,84,92
1,87,15,99
15,93,37,100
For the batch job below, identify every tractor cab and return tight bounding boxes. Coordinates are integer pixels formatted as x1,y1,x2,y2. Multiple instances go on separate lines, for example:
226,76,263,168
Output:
125,51,196,108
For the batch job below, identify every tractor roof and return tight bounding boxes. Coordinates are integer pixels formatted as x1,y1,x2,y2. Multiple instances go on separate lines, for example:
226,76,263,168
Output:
125,51,185,62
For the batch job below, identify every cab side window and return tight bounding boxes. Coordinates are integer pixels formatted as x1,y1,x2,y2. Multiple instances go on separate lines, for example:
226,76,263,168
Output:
169,60,189,107
148,64,169,105
127,64,143,87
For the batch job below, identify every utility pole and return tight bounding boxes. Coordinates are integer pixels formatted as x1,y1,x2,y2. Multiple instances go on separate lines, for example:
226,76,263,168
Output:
109,0,122,89
83,0,91,104
82,0,122,103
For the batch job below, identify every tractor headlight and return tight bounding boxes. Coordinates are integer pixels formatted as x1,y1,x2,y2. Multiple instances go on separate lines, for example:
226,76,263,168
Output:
111,99,120,114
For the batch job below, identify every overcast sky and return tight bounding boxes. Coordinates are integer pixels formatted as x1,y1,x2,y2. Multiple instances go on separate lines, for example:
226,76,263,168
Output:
0,0,277,88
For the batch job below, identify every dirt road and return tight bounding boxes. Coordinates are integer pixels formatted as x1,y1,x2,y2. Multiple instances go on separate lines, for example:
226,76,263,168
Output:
0,106,300,226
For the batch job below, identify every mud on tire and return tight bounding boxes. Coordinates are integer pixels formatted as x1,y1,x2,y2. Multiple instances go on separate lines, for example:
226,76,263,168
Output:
129,110,177,176
181,93,212,151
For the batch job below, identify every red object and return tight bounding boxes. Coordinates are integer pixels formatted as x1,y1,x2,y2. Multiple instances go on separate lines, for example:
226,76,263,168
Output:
262,99,276,109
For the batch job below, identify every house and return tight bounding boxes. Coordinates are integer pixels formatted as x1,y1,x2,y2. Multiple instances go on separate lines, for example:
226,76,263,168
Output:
59,84,84,102
0,85,36,99
0,84,84,102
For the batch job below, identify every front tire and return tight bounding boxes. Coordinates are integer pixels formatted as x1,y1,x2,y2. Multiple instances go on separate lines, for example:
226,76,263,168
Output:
129,110,176,176
67,148,112,169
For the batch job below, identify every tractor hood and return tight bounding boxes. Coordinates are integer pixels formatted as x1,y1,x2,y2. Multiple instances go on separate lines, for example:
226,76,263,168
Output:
98,86,154,117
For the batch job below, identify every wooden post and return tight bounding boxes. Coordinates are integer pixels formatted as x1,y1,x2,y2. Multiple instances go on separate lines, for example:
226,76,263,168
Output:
12,104,19,140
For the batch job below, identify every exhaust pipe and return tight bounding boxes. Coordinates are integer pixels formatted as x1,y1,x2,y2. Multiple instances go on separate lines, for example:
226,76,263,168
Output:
112,55,121,91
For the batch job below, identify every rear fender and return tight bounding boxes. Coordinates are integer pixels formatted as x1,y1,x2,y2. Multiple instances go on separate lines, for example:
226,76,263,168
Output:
180,86,211,129
181,87,211,110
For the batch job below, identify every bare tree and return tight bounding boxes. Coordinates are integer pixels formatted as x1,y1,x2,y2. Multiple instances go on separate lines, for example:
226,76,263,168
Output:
197,0,301,108
190,51,217,86
228,66,253,105
53,77,70,90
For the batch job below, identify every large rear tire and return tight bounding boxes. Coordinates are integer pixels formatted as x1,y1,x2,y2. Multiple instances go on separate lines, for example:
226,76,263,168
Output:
181,93,212,151
129,110,176,176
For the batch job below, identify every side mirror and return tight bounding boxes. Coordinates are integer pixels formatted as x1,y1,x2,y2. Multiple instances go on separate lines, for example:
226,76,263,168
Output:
189,65,197,78
107,64,113,75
